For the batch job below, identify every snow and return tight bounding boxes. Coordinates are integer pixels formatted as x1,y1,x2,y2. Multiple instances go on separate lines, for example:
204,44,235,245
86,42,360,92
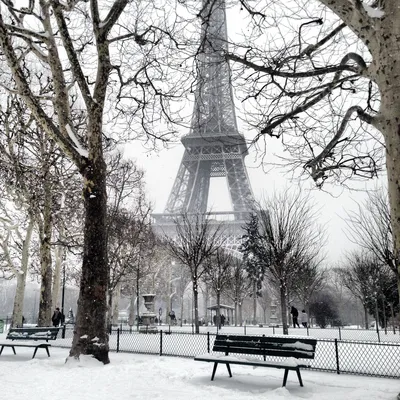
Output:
65,124,89,158
0,347,398,400
363,4,385,18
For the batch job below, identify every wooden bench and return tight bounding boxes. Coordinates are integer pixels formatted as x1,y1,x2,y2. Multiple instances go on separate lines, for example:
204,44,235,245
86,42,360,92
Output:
0,327,60,359
194,334,317,387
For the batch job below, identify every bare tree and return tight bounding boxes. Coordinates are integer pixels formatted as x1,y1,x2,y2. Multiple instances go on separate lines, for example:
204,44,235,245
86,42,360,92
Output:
293,261,327,315
0,0,187,362
242,189,325,334
223,0,400,299
336,252,379,329
345,188,396,276
162,212,226,333
224,258,252,326
105,153,150,327
0,202,35,327
203,248,234,328
0,94,84,326
258,282,273,325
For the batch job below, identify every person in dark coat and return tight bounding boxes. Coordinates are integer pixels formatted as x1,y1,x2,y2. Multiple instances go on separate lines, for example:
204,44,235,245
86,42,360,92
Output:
51,307,62,327
290,306,300,328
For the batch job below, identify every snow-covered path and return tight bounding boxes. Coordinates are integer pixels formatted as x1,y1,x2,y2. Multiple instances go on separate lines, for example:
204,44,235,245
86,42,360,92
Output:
0,347,398,400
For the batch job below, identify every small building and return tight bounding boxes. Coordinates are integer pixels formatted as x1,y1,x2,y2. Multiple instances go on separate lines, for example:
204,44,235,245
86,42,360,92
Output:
207,304,235,325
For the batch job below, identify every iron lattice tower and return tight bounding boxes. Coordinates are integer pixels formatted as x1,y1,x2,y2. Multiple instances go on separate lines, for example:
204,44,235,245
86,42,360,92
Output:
153,0,255,245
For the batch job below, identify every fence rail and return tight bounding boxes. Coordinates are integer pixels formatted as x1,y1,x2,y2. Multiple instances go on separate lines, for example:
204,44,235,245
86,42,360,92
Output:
57,326,400,379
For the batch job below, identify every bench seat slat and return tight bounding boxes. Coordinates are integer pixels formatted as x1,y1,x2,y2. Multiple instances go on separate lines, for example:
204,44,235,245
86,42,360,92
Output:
6,327,60,342
212,345,314,359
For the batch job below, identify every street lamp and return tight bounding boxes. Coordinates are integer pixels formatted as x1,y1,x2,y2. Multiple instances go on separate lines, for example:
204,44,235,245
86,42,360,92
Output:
61,262,66,338
61,262,66,320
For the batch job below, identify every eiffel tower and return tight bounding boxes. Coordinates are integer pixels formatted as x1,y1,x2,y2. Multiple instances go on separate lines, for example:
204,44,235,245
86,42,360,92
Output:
152,0,255,247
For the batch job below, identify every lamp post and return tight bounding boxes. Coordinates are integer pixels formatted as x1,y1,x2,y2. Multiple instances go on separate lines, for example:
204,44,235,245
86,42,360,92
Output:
61,263,66,318
61,263,66,338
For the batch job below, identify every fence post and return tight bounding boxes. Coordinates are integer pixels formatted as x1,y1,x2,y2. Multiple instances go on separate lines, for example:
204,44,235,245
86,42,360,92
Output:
244,325,247,335
377,328,381,343
338,327,342,341
117,328,120,353
273,326,275,335
207,332,210,353
334,339,340,374
160,330,163,356
306,326,309,336
62,324,66,339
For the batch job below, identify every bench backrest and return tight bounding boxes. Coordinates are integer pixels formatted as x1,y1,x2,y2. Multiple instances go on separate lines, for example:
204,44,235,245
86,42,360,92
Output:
7,327,60,341
213,334,317,360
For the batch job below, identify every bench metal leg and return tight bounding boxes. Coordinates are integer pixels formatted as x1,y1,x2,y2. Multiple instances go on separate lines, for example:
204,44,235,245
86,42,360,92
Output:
296,368,303,387
282,369,289,387
32,347,38,359
211,362,218,381
0,346,3,356
226,363,232,378
45,346,50,357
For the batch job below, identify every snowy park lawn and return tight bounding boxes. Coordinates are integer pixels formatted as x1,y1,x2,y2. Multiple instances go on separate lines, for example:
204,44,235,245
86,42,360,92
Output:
0,347,398,400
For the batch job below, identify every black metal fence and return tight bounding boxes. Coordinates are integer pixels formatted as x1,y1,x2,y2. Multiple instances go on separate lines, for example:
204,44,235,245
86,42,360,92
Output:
58,326,400,379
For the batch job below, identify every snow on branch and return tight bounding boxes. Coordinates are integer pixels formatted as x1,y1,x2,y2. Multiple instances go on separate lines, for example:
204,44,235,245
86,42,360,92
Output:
65,124,88,158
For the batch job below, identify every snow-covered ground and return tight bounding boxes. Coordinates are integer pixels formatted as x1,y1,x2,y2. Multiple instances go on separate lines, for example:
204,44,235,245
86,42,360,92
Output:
0,347,398,400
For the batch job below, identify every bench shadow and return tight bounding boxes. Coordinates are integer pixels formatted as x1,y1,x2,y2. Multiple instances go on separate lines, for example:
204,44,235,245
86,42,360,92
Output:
191,371,313,396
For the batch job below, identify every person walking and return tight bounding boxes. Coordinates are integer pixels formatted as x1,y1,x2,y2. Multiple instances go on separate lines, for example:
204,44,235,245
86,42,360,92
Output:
290,306,300,328
300,309,309,328
51,307,62,327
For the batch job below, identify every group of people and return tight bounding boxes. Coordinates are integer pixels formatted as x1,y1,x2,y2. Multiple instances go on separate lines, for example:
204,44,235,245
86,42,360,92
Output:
290,306,308,328
212,314,227,326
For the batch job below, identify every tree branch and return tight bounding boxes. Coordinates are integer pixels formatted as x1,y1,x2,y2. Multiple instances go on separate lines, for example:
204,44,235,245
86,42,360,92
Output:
0,14,85,169
305,105,376,180
52,2,93,110
257,52,367,138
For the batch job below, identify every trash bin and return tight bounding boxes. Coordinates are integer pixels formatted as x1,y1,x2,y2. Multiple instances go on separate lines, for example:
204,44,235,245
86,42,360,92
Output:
0,320,4,334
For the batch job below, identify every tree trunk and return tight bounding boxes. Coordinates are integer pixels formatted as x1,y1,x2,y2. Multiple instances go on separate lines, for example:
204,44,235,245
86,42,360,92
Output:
203,286,208,325
193,280,200,333
69,155,109,364
128,293,135,327
363,305,369,330
381,296,387,332
112,283,121,326
107,288,113,329
216,291,221,329
280,286,288,335
368,7,400,300
11,218,34,328
52,224,65,311
38,181,53,327
179,294,184,327
252,280,257,324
